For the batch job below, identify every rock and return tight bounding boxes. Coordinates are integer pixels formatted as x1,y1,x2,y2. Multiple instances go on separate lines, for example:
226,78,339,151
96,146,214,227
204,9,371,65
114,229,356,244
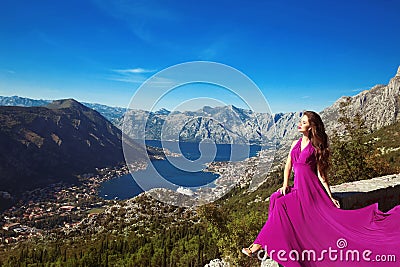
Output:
204,258,230,267
261,258,280,267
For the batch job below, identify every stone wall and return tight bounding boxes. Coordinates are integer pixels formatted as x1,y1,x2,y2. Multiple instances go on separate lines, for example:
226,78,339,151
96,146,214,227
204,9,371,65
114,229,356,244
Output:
331,173,400,212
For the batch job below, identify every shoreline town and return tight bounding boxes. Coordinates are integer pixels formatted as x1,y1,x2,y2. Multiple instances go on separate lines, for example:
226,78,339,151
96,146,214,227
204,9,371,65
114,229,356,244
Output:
0,146,274,247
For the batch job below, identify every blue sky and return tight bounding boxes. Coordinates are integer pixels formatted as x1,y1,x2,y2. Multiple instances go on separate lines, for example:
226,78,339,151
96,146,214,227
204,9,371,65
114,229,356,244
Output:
0,0,399,113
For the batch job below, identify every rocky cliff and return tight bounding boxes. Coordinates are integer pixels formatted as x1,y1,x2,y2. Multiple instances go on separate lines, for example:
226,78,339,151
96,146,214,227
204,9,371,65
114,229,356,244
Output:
321,66,400,134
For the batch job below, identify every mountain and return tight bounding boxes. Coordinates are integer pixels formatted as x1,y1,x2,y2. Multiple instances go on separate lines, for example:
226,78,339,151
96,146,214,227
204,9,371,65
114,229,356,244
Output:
0,96,126,124
118,105,302,145
1,95,302,145
321,66,400,133
0,95,50,107
83,102,126,124
0,99,147,197
2,66,399,146
116,66,400,162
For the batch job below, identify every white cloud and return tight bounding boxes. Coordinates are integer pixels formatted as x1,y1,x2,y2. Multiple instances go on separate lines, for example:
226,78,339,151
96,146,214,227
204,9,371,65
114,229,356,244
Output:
107,68,177,87
107,67,157,84
351,84,379,93
113,68,156,74
108,76,147,83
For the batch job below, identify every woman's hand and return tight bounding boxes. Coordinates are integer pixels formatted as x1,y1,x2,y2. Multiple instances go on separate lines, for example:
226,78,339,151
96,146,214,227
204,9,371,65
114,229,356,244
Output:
278,185,289,195
331,197,340,208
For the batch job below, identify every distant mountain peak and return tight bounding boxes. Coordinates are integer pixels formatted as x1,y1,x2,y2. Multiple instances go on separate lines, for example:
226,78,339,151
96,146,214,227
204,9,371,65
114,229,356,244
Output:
46,98,88,110
154,108,170,115
229,104,246,112
397,66,400,77
201,105,214,112
0,95,50,107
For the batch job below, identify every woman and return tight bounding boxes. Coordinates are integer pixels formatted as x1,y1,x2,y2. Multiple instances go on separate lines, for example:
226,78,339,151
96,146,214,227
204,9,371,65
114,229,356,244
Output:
242,111,400,266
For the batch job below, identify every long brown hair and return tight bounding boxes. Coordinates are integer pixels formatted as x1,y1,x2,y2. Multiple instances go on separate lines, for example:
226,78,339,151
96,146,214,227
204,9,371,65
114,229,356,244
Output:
303,111,330,182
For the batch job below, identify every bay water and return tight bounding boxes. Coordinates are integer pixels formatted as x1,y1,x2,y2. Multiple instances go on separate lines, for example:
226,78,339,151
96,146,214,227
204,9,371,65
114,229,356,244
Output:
98,141,265,200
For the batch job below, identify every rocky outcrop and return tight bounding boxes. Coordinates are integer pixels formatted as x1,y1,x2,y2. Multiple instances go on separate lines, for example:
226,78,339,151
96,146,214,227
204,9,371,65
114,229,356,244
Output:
321,66,400,134
261,259,280,267
204,259,230,267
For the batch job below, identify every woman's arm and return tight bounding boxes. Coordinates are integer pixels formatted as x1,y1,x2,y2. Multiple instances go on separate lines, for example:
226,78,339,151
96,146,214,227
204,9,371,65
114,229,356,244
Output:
317,170,333,198
317,170,340,208
279,140,297,195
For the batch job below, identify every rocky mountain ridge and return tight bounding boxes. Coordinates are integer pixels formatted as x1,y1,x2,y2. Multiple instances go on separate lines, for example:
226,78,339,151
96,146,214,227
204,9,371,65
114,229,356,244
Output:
118,105,305,145
2,66,399,146
0,96,303,144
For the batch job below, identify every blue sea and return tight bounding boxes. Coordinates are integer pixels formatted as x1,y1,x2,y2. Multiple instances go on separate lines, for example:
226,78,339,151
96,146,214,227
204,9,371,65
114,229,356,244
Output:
98,140,266,200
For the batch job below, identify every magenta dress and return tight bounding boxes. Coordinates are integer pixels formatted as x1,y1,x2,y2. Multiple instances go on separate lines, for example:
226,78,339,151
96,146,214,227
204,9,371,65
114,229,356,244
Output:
253,138,400,266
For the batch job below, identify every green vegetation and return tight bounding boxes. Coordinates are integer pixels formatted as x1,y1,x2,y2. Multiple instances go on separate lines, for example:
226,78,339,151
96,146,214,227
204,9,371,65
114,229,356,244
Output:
1,224,214,267
0,196,216,267
367,120,400,171
197,165,284,266
87,208,106,215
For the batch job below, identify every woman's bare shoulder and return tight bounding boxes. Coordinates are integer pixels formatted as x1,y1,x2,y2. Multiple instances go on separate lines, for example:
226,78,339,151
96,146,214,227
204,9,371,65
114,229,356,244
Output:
286,139,299,160
290,139,298,149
